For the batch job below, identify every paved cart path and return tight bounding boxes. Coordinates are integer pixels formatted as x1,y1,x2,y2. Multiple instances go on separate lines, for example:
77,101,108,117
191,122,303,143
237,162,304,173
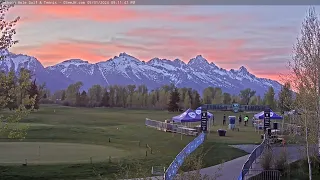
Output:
124,144,312,180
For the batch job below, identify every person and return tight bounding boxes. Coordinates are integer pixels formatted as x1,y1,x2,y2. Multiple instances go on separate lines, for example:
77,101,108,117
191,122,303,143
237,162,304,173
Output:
238,115,242,125
244,115,249,126
223,114,226,125
252,117,255,127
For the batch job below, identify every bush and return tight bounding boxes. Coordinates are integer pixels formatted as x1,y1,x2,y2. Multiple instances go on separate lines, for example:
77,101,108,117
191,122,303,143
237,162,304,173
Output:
39,99,54,104
274,149,288,176
260,148,273,170
62,101,70,106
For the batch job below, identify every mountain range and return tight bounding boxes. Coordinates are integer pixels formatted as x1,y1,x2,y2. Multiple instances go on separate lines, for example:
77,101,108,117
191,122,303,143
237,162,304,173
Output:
0,50,282,96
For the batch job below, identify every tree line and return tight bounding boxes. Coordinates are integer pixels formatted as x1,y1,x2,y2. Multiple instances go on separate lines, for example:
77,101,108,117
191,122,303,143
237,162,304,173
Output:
39,81,294,112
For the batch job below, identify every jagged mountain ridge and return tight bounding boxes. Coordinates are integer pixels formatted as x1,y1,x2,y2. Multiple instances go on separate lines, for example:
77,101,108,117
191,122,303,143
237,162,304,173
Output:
0,50,282,96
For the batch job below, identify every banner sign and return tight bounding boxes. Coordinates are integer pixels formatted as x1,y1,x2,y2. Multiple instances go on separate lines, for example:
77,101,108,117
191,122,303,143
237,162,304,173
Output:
164,133,205,180
201,108,208,132
264,108,271,130
204,104,267,112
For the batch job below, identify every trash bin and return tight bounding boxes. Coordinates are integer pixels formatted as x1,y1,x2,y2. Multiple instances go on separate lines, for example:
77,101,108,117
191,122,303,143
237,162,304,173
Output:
217,129,226,136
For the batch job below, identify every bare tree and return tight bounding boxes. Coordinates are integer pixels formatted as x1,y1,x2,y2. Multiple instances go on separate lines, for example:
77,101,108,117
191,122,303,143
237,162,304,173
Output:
288,7,320,180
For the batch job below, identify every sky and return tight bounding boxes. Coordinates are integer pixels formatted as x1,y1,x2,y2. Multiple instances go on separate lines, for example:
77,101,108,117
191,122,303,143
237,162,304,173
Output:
7,5,320,82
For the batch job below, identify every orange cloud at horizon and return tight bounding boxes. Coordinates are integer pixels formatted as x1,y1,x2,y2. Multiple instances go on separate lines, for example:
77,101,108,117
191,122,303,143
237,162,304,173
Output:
11,39,286,82
12,40,128,66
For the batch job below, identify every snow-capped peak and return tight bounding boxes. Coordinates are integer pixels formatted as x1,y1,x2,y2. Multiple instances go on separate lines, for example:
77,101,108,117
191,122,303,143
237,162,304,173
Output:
173,58,186,66
110,53,141,64
188,55,209,66
119,52,130,57
62,59,89,64
53,59,91,69
0,50,43,72
239,65,248,73
0,50,283,97
210,62,219,69
148,57,160,63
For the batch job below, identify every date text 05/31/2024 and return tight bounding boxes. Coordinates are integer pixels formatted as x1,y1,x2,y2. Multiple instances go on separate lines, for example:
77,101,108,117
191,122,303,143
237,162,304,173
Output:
13,1,136,5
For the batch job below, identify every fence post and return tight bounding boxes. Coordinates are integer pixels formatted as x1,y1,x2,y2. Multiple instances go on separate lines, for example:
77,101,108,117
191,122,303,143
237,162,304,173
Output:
109,156,111,162
254,149,257,163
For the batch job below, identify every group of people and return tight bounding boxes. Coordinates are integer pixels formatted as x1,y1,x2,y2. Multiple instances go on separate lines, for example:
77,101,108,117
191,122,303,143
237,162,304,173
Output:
223,114,250,126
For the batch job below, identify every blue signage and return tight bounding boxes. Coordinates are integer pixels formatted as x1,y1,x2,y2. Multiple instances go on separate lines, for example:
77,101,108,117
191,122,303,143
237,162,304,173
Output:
164,133,205,180
232,103,240,113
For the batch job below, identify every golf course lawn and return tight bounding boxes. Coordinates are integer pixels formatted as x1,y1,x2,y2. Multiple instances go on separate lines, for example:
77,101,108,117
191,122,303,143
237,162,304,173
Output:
0,105,262,179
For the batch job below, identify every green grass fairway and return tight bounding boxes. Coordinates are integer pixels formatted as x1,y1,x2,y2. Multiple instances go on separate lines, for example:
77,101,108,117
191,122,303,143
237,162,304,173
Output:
0,142,128,165
0,105,262,179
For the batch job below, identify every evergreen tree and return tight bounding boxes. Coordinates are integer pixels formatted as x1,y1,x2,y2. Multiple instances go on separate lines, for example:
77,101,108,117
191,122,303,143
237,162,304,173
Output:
61,90,66,101
167,87,180,112
278,82,293,114
75,92,81,107
263,86,276,109
27,79,39,109
100,90,110,107
191,90,201,109
80,90,88,107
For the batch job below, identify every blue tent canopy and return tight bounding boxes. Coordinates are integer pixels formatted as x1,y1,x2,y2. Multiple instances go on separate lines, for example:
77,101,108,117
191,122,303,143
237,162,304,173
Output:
172,109,199,123
195,106,213,119
254,110,283,120
172,108,213,123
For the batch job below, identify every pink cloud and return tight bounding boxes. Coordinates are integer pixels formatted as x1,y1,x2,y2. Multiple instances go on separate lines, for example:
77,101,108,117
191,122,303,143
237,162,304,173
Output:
11,36,290,82
11,39,134,66
126,28,184,36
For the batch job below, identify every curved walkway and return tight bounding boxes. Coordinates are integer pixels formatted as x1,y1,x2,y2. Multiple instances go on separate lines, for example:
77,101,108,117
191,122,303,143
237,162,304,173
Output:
124,144,311,180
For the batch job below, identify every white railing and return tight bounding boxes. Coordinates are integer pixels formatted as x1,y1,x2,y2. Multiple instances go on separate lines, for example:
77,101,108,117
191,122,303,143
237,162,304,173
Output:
145,118,198,136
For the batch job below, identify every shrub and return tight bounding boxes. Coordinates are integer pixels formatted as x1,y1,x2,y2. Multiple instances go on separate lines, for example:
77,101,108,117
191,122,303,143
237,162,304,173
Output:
274,149,288,176
62,101,70,106
260,148,273,170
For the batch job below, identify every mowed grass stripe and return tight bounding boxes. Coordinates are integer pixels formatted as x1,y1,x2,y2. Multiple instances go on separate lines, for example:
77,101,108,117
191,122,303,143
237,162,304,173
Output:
0,142,128,165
